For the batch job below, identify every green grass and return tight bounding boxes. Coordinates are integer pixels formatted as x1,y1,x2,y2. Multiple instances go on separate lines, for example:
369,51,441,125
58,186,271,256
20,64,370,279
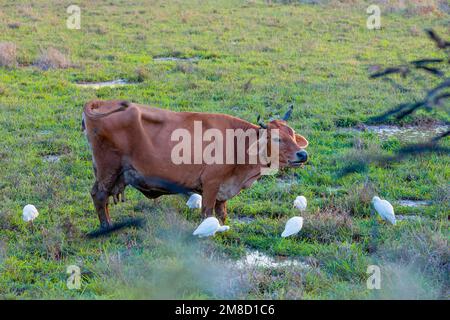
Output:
0,0,448,299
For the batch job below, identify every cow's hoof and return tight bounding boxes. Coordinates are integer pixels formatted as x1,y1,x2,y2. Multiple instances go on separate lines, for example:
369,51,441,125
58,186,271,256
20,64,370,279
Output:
100,221,113,230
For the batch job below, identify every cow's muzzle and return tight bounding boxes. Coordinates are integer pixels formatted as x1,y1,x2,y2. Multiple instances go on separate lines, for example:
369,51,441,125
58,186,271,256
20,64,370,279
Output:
288,150,308,166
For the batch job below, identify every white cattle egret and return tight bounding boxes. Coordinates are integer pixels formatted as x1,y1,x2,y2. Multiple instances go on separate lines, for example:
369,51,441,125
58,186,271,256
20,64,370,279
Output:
193,217,230,238
22,204,39,222
372,196,396,225
293,196,307,211
186,193,202,209
281,216,304,238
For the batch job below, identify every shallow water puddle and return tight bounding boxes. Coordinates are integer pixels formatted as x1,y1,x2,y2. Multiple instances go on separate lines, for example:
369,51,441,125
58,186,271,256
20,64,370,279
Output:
366,125,449,140
277,180,297,189
75,79,133,89
43,155,60,163
236,250,309,269
397,215,423,221
344,124,449,141
153,56,199,62
397,200,432,207
232,216,255,224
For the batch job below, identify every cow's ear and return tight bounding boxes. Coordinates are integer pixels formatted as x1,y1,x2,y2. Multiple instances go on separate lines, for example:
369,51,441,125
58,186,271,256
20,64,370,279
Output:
295,134,308,148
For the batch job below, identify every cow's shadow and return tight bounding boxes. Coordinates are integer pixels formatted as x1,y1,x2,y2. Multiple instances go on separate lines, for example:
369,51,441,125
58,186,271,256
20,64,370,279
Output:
86,217,145,238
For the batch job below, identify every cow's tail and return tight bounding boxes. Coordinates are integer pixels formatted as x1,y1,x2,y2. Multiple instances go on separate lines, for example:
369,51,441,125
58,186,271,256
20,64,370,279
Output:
83,100,130,121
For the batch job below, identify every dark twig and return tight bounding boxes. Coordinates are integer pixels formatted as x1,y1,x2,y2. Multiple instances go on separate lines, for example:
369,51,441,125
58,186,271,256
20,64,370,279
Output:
425,29,450,49
370,66,410,79
368,30,449,123
411,58,444,66
341,29,449,176
368,78,450,123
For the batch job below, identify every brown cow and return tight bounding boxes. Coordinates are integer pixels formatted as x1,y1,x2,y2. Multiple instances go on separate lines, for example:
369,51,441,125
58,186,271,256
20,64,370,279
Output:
82,100,308,229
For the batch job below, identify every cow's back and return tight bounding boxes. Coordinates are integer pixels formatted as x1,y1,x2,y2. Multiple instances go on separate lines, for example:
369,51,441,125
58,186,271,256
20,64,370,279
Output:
84,100,257,190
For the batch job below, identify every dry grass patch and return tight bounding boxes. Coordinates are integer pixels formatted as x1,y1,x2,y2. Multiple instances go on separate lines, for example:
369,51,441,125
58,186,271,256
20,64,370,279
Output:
0,209,20,231
17,5,40,21
87,24,108,35
286,0,449,15
374,222,449,298
173,62,196,74
380,0,449,15
34,47,71,70
135,66,151,82
341,181,376,217
0,42,17,68
302,207,354,243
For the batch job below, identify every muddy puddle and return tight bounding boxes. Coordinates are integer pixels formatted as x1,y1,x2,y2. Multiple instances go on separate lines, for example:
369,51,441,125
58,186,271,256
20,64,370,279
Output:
232,216,255,224
397,200,432,207
75,79,134,89
276,181,296,190
153,56,199,62
397,215,423,221
43,155,60,163
236,250,309,269
343,124,449,141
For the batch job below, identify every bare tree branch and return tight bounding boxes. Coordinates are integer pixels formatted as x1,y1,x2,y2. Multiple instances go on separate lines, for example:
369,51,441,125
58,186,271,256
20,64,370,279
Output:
340,29,449,176
425,29,450,49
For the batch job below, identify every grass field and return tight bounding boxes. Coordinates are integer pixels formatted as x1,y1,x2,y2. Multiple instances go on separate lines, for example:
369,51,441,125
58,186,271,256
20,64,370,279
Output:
0,0,448,299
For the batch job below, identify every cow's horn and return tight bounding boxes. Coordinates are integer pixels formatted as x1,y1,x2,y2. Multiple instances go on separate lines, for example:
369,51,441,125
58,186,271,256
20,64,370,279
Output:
120,100,131,108
282,104,293,121
257,115,267,129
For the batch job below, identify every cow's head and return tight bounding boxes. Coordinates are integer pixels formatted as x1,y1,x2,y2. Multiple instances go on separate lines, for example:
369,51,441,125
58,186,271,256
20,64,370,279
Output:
256,105,309,168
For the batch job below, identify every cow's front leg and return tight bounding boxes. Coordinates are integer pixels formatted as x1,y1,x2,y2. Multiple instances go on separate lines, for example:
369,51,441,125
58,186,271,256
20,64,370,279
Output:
90,181,112,229
214,200,227,224
201,184,220,219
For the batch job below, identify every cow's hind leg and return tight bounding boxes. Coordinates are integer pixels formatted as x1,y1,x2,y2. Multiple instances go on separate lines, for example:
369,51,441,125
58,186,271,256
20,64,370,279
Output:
91,181,112,229
89,148,124,228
